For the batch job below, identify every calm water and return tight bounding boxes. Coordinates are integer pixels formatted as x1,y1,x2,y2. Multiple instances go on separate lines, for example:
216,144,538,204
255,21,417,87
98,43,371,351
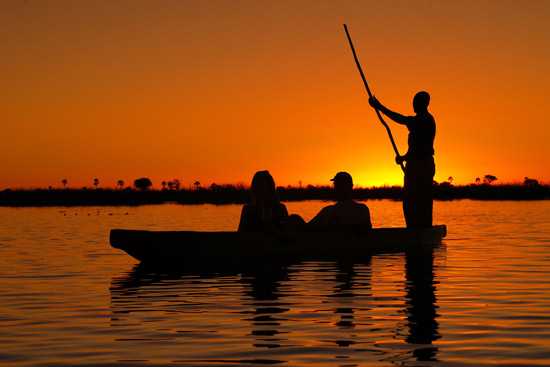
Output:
1,200,550,367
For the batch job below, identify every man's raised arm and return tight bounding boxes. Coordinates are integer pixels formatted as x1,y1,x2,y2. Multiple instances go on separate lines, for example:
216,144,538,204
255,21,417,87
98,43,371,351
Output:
368,96,411,125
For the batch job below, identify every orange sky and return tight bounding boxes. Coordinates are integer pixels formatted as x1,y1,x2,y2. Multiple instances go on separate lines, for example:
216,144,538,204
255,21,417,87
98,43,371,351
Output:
2,0,549,189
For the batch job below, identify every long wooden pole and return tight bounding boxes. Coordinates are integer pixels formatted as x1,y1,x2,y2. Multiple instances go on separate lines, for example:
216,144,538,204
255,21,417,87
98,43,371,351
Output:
343,24,405,173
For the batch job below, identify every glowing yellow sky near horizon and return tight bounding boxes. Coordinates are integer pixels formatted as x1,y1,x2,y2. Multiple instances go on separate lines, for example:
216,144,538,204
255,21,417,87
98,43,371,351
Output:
1,0,549,189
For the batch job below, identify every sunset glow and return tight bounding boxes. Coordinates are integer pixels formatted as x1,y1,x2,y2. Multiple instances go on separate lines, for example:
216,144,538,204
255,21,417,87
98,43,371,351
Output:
2,1,549,188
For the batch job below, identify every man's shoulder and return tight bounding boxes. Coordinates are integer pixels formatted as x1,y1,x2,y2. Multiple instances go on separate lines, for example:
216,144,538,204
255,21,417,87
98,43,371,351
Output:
315,204,338,219
320,203,337,213
334,201,369,212
410,113,435,131
308,204,336,226
420,112,435,126
413,112,434,122
353,201,370,211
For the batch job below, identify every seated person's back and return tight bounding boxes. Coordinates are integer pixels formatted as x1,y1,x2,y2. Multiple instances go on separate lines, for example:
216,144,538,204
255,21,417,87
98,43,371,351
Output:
309,200,371,231
239,202,288,232
308,172,372,232
238,170,288,232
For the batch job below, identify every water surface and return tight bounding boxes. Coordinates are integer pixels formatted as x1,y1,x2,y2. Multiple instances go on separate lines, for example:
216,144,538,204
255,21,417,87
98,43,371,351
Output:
1,200,550,366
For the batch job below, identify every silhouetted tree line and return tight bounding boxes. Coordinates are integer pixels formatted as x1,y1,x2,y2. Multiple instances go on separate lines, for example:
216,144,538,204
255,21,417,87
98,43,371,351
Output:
0,179,548,206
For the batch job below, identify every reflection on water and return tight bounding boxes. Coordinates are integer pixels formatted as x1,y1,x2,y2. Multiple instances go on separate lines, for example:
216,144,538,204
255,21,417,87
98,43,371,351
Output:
241,263,291,351
110,249,441,366
405,248,439,362
2,200,550,366
330,260,363,332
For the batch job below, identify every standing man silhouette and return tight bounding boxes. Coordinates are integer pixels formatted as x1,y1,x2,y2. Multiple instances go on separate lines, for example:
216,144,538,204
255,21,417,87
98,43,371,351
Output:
369,92,436,228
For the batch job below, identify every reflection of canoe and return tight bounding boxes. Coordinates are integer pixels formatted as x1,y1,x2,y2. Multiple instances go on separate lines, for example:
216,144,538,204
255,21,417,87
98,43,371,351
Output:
110,225,447,264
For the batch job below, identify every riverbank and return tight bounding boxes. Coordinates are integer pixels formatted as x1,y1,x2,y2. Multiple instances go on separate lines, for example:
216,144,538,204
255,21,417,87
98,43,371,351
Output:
1,183,548,206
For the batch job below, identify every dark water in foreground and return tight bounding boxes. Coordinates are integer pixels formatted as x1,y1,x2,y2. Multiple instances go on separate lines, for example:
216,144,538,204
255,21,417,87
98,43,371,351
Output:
1,200,550,367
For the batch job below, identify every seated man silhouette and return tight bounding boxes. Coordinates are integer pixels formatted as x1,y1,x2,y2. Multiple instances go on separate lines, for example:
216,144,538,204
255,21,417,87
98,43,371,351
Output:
308,172,372,232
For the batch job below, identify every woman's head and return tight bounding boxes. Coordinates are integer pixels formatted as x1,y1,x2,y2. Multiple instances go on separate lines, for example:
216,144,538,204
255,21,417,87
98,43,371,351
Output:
250,170,278,205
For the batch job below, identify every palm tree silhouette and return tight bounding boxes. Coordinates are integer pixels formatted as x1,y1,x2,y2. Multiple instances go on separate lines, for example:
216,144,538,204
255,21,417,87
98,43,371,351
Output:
194,181,201,190
61,178,68,188
93,178,99,189
117,180,125,189
161,181,167,190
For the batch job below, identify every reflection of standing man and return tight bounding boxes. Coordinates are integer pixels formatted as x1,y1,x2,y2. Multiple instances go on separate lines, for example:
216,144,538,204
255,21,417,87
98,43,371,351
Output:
369,92,436,227
405,247,440,361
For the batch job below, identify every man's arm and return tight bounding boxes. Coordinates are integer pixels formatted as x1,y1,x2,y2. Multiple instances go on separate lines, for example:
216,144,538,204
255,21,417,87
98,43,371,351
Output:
360,205,373,229
308,207,330,230
369,97,411,126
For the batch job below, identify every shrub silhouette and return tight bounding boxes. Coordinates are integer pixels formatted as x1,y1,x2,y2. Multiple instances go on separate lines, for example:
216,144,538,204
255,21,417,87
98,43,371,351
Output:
0,181,549,207
524,177,539,187
483,175,497,184
134,177,153,191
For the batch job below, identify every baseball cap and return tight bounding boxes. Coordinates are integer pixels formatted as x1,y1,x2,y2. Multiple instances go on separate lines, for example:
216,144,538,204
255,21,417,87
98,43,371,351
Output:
330,171,353,185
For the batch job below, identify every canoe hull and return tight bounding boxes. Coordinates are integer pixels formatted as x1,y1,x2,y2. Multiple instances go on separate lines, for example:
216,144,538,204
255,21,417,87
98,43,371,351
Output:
110,225,447,264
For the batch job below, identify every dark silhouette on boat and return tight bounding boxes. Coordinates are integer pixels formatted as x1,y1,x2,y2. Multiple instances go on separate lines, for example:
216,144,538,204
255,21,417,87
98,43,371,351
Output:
308,171,372,232
109,225,446,265
238,170,304,232
370,92,436,228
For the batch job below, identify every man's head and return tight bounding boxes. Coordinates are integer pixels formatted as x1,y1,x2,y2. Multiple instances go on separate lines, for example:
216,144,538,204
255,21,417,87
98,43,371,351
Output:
413,91,430,113
330,171,353,201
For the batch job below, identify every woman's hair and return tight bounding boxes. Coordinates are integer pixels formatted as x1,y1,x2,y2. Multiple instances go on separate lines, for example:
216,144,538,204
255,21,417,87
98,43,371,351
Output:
250,170,279,206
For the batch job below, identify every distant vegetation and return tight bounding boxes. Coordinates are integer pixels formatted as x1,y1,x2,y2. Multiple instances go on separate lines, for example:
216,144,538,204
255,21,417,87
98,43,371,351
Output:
133,177,153,191
0,176,548,206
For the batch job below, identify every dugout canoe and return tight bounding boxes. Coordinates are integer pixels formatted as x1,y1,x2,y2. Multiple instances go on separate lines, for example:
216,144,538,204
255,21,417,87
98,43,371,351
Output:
110,225,447,264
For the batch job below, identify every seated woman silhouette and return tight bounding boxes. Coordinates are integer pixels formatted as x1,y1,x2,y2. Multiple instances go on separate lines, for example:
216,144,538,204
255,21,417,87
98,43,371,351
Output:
238,170,289,232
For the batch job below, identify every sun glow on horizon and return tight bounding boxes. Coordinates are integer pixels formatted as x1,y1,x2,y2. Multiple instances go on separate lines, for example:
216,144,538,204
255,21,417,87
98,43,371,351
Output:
1,1,549,189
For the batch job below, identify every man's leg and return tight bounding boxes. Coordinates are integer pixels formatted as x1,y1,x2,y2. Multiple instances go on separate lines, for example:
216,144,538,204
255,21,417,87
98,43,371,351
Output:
405,159,434,228
403,167,419,228
417,192,433,227
418,159,435,227
403,195,413,227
